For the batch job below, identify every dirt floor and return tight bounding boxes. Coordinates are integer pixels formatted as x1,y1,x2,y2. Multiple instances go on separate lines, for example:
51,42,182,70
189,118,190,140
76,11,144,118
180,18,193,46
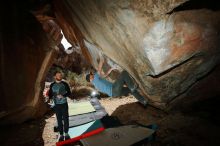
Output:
0,95,220,146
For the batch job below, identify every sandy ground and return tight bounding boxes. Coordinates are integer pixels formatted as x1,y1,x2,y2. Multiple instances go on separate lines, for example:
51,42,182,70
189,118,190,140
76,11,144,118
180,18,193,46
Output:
1,95,220,146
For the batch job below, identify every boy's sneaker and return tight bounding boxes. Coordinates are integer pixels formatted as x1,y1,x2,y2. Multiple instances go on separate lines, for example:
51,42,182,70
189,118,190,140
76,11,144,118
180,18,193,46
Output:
64,133,70,140
57,134,64,142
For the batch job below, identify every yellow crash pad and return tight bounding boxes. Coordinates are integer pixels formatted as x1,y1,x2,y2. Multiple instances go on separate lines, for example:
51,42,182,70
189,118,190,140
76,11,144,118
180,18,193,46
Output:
68,101,96,116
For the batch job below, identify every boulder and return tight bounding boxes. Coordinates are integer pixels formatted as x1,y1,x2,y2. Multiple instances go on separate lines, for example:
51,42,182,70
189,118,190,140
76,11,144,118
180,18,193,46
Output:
0,2,55,124
54,0,220,108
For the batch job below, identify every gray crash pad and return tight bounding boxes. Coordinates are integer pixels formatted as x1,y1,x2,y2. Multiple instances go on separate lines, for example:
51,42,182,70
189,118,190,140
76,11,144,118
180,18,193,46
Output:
80,125,155,146
54,97,107,131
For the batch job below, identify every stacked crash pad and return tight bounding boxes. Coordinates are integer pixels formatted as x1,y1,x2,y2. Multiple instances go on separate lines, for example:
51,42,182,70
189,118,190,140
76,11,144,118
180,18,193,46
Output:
56,97,107,146
54,97,107,131
55,97,157,146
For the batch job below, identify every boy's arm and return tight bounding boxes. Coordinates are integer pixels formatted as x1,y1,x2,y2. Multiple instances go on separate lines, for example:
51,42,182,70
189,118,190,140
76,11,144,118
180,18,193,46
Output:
63,82,71,97
97,57,104,75
97,57,116,78
100,67,116,78
48,83,54,99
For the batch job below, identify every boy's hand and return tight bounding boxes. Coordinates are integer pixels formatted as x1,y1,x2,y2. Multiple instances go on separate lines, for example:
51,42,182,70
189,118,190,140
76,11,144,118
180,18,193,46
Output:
57,94,64,99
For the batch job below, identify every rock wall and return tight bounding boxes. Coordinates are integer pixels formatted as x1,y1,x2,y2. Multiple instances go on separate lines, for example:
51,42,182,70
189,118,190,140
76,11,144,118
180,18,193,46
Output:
54,0,220,108
35,12,90,74
1,0,220,124
0,2,55,124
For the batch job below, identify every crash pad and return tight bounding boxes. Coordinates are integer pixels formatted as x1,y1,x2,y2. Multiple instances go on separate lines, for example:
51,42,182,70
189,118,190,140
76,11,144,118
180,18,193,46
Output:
54,109,107,131
80,125,155,146
54,98,107,131
56,120,104,146
68,101,95,116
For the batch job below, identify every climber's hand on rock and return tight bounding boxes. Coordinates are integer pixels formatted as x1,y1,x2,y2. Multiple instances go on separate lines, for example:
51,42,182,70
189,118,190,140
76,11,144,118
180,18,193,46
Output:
98,52,104,62
110,66,118,71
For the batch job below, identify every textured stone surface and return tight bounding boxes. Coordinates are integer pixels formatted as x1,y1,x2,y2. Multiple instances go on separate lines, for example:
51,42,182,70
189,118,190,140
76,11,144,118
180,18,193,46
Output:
1,0,220,126
0,3,55,124
35,11,91,74
54,0,220,108
53,45,90,74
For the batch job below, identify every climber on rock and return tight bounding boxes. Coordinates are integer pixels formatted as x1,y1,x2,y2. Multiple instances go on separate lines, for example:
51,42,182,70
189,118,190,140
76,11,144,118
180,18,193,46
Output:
86,56,148,107
48,71,71,142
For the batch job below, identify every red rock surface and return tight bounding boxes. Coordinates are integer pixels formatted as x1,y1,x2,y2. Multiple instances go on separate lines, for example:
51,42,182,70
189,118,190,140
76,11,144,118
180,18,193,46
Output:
0,3,56,124
53,0,220,108
1,0,220,125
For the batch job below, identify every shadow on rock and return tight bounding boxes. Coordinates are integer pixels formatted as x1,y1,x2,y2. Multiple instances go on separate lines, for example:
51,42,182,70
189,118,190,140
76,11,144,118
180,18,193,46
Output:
0,114,48,146
110,97,220,146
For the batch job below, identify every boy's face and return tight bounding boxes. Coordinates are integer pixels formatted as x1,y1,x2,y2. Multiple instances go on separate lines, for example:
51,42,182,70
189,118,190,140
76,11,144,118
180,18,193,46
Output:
90,74,94,81
54,73,63,81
